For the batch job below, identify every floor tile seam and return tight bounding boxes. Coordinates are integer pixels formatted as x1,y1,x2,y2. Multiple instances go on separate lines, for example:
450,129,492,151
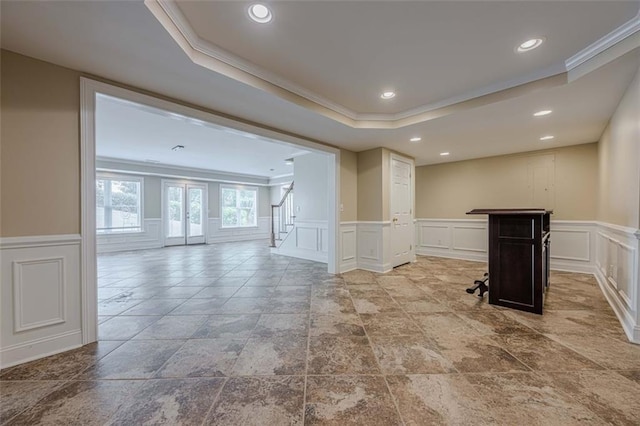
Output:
225,313,268,376
140,338,191,381
198,376,231,426
0,377,71,426
301,284,316,426
539,333,611,371
380,289,464,375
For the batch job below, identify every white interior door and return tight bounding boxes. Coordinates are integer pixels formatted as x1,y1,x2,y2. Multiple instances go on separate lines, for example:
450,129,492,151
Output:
390,156,413,267
164,181,207,246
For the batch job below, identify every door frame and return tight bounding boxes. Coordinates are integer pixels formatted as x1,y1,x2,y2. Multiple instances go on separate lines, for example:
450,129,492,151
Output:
389,152,416,267
161,179,208,246
80,77,340,344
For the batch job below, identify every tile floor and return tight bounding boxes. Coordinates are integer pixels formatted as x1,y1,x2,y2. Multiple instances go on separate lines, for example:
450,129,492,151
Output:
2,240,640,425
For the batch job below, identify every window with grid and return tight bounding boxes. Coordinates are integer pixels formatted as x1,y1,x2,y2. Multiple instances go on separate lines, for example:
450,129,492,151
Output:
96,176,142,233
221,185,257,228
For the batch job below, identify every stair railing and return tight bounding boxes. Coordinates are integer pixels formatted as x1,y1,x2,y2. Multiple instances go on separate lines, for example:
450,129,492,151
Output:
270,181,295,247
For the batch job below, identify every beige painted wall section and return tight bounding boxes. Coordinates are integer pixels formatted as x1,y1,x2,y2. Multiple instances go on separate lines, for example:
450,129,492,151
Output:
1,50,81,237
340,149,357,222
416,143,598,220
357,148,383,221
597,66,640,228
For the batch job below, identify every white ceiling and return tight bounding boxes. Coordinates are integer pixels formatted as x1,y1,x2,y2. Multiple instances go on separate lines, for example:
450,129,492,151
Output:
2,1,639,167
96,94,307,178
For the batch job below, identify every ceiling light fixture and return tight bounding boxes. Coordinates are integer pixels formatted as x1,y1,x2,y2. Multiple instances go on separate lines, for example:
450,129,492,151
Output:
539,136,555,141
409,137,422,142
380,91,396,100
517,37,544,53
440,152,450,156
534,110,552,117
248,3,272,23
171,145,185,151
284,158,294,165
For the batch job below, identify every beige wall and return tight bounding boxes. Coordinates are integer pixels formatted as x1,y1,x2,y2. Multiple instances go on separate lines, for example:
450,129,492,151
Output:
416,143,599,220
357,148,383,221
1,50,81,237
597,66,640,228
340,149,358,222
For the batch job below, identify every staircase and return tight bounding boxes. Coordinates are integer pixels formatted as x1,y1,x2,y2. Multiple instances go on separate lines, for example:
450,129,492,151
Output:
270,182,295,247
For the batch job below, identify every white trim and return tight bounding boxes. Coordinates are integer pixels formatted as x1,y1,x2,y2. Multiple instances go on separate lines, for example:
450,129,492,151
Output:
80,77,98,345
565,12,640,70
0,329,82,369
12,257,66,333
97,218,163,253
97,156,270,186
0,234,81,250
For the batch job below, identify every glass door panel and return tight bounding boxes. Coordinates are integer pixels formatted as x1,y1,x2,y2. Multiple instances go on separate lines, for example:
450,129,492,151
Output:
164,184,186,246
187,186,205,244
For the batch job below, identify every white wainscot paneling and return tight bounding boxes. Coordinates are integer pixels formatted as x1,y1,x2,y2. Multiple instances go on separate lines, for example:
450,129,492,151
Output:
415,219,487,262
593,222,639,343
13,257,66,332
452,226,487,252
340,223,357,273
356,222,391,273
97,218,162,253
272,220,328,263
208,217,270,243
0,235,82,368
548,221,596,273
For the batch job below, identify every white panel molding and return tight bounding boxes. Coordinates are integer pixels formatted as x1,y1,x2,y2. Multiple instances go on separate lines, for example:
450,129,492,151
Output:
97,218,163,253
13,257,66,332
207,217,270,243
1,235,82,368
271,220,329,263
0,329,82,369
416,219,487,262
339,223,357,273
593,221,639,343
357,221,392,273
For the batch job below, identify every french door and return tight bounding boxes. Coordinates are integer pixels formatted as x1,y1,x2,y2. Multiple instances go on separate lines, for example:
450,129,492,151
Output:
163,181,207,246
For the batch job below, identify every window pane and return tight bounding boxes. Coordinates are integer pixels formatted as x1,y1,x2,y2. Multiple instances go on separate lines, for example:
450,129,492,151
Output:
221,187,257,228
222,188,236,207
189,188,203,237
96,177,142,233
222,207,238,226
167,186,184,237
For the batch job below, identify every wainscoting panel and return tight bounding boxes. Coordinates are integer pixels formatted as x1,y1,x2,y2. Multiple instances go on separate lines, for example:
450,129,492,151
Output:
339,223,357,273
208,217,270,244
594,222,639,342
357,222,392,273
0,235,82,368
272,220,328,263
97,218,162,253
416,219,487,262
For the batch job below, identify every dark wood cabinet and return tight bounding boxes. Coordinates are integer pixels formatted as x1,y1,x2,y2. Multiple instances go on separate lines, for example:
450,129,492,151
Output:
467,209,552,314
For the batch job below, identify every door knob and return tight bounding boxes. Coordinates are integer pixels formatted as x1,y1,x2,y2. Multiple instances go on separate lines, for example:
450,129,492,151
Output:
393,218,398,222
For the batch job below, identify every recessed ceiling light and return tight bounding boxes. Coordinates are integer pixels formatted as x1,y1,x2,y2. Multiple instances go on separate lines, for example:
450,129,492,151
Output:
409,137,422,142
540,135,555,141
284,158,294,165
171,145,185,151
534,110,552,117
380,91,396,100
517,37,544,53
145,159,160,164
440,152,450,156
248,4,272,23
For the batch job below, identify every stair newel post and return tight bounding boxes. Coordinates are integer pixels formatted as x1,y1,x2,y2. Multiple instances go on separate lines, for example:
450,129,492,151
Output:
270,204,276,247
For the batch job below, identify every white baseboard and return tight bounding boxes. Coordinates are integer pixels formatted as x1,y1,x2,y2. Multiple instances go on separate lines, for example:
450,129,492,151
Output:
594,267,638,344
0,329,82,369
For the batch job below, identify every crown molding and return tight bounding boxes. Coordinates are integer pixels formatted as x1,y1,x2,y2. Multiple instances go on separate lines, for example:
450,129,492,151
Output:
146,0,639,129
565,11,640,71
96,156,272,185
